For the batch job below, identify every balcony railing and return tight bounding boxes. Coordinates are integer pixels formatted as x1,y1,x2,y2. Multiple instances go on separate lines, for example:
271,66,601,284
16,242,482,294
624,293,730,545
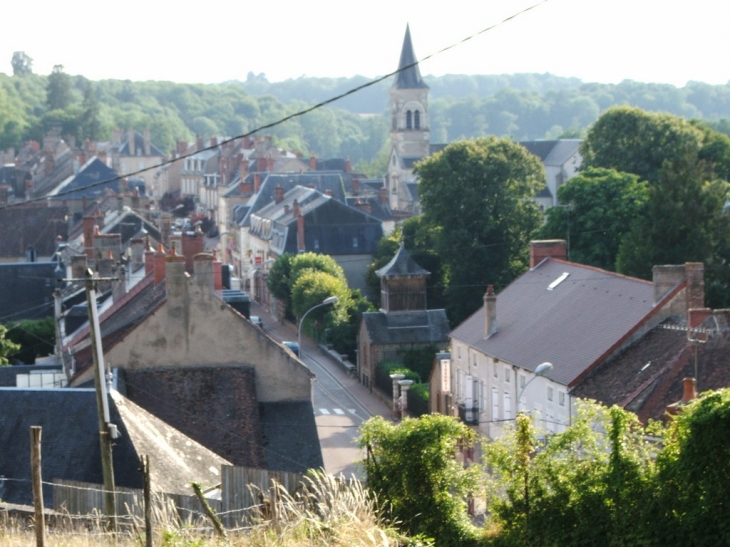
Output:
457,403,479,425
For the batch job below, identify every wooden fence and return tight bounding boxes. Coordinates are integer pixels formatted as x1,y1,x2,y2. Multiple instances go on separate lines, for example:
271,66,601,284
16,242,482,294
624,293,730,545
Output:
52,465,304,528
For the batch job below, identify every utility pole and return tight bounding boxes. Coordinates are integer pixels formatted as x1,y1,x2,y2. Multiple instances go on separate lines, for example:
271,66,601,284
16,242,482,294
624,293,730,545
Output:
84,268,117,532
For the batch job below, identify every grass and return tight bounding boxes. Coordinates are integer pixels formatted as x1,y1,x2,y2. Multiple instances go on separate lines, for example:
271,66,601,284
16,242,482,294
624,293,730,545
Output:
0,472,418,546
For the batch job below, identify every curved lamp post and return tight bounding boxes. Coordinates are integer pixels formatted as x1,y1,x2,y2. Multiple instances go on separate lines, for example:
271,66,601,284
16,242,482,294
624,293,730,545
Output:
297,296,339,356
517,362,553,412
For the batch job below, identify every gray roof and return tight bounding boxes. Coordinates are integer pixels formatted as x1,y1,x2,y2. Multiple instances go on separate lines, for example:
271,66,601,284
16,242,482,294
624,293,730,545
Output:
259,402,323,473
362,309,450,346
0,364,63,387
520,139,581,166
394,25,428,90
0,388,226,507
450,258,657,386
376,244,430,277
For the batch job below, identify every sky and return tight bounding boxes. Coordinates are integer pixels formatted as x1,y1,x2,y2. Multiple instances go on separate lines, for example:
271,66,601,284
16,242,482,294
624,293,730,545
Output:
2,0,728,88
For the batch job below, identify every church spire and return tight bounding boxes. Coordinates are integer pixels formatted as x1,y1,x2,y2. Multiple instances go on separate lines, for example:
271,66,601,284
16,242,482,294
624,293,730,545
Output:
394,24,428,90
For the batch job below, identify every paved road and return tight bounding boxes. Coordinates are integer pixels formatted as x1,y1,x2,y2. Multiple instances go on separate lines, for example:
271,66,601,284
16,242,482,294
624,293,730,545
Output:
249,302,392,479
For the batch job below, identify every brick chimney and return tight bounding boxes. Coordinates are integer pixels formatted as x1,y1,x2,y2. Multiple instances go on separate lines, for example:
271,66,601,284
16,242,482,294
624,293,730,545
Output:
275,184,284,203
239,156,248,179
177,139,187,155
211,136,218,147
345,158,351,173
666,378,698,416
213,251,223,291
254,173,261,193
684,262,705,311
239,178,253,194
292,199,300,216
267,156,274,171
82,216,96,259
324,189,333,197
196,134,204,151
154,244,167,285
379,187,388,206
257,157,266,171
352,179,360,193
297,213,305,253
182,228,205,274
309,155,317,170
483,285,497,338
529,240,568,268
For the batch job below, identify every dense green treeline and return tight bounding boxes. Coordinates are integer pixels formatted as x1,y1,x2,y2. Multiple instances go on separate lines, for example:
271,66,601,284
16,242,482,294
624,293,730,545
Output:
3,67,730,168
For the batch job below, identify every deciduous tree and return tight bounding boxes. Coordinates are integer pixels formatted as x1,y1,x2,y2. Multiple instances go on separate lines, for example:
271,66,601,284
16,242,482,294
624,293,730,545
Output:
416,137,544,324
46,64,73,110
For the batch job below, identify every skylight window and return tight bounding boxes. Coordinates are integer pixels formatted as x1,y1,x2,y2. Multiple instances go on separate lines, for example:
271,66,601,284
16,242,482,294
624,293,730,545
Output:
547,272,570,291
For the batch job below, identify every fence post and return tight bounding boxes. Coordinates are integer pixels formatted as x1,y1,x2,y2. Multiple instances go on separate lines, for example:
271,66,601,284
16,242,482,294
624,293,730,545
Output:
30,426,45,547
143,455,152,547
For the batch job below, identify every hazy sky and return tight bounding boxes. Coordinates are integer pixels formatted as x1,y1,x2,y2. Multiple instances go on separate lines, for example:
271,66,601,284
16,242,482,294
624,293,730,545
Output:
3,0,727,87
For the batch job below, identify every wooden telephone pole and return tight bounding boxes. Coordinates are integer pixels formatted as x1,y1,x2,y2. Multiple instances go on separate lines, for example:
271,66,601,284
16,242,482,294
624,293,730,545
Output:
84,268,117,532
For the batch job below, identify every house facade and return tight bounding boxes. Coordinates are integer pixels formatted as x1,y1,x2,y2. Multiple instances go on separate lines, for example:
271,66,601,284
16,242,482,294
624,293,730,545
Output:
441,240,705,438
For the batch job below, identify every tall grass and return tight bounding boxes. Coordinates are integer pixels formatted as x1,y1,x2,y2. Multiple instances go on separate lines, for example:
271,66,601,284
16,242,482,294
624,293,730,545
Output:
0,471,417,546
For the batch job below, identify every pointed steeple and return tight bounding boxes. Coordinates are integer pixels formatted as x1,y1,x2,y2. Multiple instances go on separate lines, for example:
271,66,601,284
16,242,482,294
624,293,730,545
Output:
394,24,428,90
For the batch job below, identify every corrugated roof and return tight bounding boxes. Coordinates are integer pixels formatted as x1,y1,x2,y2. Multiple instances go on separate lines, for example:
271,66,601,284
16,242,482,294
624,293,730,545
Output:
450,258,656,386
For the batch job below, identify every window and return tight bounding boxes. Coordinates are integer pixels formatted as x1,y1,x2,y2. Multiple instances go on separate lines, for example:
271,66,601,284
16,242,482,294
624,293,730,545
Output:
414,110,421,129
406,110,412,130
503,392,512,420
352,237,358,249
480,381,486,414
493,363,498,378
458,346,461,359
505,367,510,382
559,391,566,406
519,375,526,389
472,354,477,367
314,239,320,251
547,386,554,401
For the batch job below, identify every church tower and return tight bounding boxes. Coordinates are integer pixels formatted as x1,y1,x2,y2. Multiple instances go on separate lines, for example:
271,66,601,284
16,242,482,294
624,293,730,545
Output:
388,25,430,212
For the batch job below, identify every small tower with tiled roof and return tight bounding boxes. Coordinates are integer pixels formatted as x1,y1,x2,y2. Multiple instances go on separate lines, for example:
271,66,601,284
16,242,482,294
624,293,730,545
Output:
375,242,430,313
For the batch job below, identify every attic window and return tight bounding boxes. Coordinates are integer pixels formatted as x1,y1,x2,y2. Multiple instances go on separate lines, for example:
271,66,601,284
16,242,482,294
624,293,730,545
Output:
547,272,570,291
353,237,358,249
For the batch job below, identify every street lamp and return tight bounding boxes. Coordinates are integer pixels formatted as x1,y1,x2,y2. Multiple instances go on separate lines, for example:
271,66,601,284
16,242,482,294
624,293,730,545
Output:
297,296,339,357
517,362,553,411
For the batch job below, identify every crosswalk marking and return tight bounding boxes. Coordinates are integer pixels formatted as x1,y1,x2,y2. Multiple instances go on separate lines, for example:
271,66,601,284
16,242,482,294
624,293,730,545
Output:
317,408,359,415
319,409,330,415
333,408,345,415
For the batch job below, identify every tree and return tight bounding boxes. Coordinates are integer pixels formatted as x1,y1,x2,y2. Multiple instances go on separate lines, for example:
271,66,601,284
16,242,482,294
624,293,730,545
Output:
79,80,101,141
537,167,649,270
0,324,21,366
415,137,545,325
581,106,704,184
46,65,73,110
358,414,479,546
290,270,349,325
11,51,33,75
3,318,55,364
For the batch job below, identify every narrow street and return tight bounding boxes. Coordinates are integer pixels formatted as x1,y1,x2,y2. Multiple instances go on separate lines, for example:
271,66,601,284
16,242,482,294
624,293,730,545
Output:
249,301,392,479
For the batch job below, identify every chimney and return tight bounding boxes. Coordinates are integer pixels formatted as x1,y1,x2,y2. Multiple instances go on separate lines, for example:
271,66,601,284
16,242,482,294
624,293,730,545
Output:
154,244,167,285
254,173,261,193
267,156,274,171
96,251,115,293
131,187,140,211
483,285,497,338
82,216,96,260
324,189,333,197
143,128,151,156
196,134,204,150
165,247,188,312
684,262,705,311
275,184,284,203
130,237,145,272
284,204,290,215
213,252,223,291
297,213,305,253
666,378,698,416
257,157,266,171
193,253,215,290
292,199,300,216
345,158,351,173
71,255,88,279
211,136,218,147
239,156,248,179
182,228,205,273
177,139,187,155
653,265,687,304
310,156,317,170
144,242,155,276
352,179,360,193
379,187,388,206
529,239,568,268
239,179,253,194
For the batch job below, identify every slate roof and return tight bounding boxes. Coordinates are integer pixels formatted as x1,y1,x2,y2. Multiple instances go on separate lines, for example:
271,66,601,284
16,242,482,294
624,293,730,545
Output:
362,309,450,346
118,131,165,157
259,402,324,473
573,313,730,422
0,205,68,258
394,24,428,90
450,258,659,387
376,243,430,277
0,388,226,507
520,140,581,166
48,158,120,201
